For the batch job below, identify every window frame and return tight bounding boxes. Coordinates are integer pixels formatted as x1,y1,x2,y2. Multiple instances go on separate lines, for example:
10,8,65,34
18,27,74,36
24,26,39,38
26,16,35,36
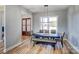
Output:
40,16,58,34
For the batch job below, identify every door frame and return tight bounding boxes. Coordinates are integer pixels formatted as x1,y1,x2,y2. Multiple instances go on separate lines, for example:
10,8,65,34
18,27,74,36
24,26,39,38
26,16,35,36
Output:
21,17,31,36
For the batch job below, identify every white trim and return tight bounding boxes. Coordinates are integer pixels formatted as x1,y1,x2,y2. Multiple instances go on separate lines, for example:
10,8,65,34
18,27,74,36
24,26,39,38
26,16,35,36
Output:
3,49,6,53
3,5,6,53
66,40,79,53
56,16,58,34
5,38,28,53
6,41,23,52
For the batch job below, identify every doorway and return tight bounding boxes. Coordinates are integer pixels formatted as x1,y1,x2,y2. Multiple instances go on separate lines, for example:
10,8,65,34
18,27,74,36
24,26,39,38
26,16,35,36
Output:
22,18,32,40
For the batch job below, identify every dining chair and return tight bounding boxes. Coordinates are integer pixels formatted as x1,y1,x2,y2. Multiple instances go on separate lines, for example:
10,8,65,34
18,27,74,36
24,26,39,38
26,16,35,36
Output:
39,30,43,33
55,32,65,48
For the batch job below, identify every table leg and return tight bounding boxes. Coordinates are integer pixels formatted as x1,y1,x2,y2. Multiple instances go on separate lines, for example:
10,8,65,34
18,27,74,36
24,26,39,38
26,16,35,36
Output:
33,41,37,46
52,44,56,50
53,45,55,50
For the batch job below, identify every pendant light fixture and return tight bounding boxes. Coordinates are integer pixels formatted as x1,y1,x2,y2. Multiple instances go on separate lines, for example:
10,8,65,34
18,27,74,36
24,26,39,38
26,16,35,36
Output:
44,5,48,17
44,5,49,33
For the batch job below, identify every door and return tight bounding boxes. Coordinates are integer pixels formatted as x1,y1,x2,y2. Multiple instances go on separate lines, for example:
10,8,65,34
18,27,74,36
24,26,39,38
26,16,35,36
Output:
22,18,31,36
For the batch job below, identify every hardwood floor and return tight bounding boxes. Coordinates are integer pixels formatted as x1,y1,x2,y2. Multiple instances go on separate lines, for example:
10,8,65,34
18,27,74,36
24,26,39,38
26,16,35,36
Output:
0,40,4,54
21,36,31,41
6,36,71,54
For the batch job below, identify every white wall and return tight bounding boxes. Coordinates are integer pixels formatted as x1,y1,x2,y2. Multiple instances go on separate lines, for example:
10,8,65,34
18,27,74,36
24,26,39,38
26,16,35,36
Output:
6,5,32,49
0,12,2,40
32,10,68,37
20,6,33,30
67,6,79,51
0,11,4,40
1,11,4,26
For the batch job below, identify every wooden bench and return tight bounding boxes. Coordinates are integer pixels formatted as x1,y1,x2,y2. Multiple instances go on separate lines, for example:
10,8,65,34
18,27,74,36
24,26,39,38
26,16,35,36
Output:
31,38,57,50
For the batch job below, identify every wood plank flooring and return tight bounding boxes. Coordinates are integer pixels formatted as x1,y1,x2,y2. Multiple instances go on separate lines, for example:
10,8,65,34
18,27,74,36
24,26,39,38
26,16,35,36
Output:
6,36,71,54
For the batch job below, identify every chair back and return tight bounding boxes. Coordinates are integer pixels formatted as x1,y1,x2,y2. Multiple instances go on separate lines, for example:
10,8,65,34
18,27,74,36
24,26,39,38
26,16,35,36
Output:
51,30,56,34
61,32,65,40
61,32,65,37
39,30,43,33
45,30,49,33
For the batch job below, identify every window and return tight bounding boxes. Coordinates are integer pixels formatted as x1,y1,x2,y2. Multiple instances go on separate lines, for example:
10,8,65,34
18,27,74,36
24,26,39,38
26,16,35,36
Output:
40,16,57,34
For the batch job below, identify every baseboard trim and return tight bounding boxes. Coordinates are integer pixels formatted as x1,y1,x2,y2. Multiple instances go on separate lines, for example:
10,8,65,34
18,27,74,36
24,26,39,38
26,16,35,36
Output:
66,40,79,54
3,49,6,53
6,41,23,52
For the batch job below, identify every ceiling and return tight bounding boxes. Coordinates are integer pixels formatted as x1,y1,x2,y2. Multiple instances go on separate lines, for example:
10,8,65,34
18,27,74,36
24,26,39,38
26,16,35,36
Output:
22,5,69,13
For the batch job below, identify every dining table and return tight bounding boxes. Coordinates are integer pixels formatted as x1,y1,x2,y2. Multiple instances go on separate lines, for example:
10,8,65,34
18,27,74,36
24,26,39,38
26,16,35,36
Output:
32,33,64,50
